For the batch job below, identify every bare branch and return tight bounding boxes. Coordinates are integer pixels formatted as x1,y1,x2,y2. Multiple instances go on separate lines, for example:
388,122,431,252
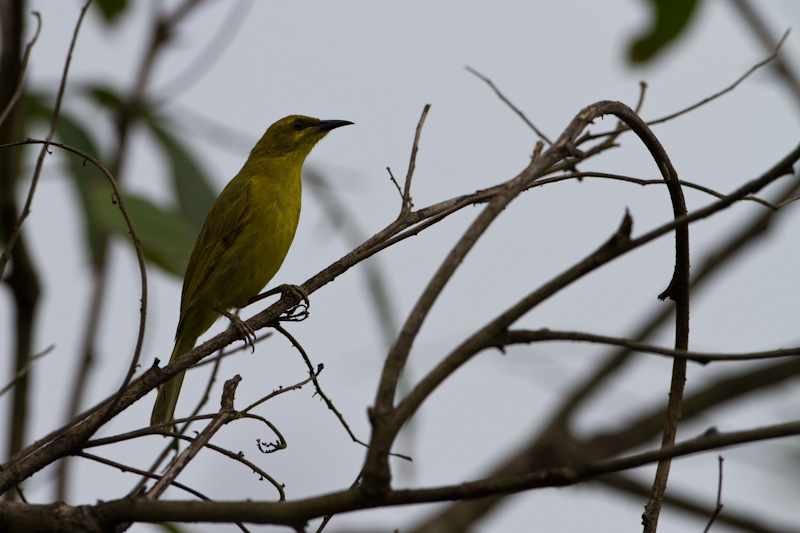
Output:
400,104,430,215
3,131,798,498
495,329,800,364
272,324,367,448
730,1,800,108
393,212,633,432
465,66,553,145
3,420,798,529
537,171,779,209
650,30,789,126
0,138,149,428
77,452,211,501
412,173,800,532
600,472,792,533
583,29,790,142
386,166,403,200
0,345,53,398
703,456,725,533
363,99,693,498
242,364,322,414
146,375,241,500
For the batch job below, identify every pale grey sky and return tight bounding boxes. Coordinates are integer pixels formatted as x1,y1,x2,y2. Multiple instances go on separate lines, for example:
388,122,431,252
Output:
4,1,800,531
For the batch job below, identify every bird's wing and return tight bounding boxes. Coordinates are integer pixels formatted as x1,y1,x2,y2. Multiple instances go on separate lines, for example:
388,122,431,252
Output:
180,176,253,312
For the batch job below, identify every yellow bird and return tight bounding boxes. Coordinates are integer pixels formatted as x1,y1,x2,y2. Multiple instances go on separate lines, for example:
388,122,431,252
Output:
151,115,352,427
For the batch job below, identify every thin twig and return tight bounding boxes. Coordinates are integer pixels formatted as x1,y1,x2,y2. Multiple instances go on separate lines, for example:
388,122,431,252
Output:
412,173,800,533
650,29,789,126
536,171,778,209
182,345,227,429
146,375,241,500
584,30,790,142
0,345,53,398
730,2,800,108
600,472,787,533
87,416,286,500
0,2,88,279
401,104,430,214
59,0,211,502
28,419,800,527
3,138,149,427
387,166,403,201
80,451,253,532
242,366,321,414
271,324,411,460
703,456,725,533
465,66,553,145
316,474,363,532
363,100,693,498
77,451,210,500
496,329,800,364
2,135,797,498
634,81,648,114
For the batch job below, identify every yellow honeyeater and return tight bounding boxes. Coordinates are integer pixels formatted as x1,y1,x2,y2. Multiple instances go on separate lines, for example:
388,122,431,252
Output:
151,115,352,427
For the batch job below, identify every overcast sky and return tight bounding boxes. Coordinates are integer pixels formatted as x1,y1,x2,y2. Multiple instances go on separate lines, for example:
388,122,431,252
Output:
4,1,800,531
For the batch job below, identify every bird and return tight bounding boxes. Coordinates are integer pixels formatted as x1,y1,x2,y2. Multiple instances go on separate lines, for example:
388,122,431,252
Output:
150,115,353,427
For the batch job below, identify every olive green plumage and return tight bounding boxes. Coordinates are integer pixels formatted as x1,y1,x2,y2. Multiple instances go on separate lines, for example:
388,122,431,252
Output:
151,115,352,427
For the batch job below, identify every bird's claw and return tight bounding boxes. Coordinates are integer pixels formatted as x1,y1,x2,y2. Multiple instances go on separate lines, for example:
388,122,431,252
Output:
275,283,309,308
231,317,257,353
216,307,257,353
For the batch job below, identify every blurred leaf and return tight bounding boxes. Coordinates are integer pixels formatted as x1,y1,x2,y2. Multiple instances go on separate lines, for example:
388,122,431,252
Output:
629,0,700,64
306,168,398,349
144,114,216,234
152,522,185,533
24,93,193,275
89,184,194,276
25,93,102,158
82,83,125,112
93,0,129,25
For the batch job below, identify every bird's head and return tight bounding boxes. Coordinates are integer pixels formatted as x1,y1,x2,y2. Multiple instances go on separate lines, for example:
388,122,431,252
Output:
252,115,353,163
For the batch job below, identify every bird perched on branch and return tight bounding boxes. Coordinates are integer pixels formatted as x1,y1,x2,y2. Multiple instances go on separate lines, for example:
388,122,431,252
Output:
151,115,353,427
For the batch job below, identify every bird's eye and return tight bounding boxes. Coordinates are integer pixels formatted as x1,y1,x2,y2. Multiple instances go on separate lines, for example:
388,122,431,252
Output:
291,120,304,131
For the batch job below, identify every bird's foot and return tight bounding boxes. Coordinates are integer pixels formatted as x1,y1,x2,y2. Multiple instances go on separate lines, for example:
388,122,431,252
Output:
248,283,309,308
215,307,257,353
276,284,310,321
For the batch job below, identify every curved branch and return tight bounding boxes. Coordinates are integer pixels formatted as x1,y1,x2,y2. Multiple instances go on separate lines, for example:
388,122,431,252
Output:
594,104,689,532
0,138,149,420
362,99,691,497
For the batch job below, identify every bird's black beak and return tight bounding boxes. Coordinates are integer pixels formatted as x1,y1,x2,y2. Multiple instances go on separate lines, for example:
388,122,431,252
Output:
317,119,354,132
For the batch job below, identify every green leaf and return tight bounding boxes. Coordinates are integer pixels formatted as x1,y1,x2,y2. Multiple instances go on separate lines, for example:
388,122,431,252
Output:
82,83,125,112
90,186,194,276
93,0,129,25
144,114,217,235
24,94,193,275
629,0,700,64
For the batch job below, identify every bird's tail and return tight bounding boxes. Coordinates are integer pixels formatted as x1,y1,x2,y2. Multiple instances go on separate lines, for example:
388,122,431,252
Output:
150,333,197,427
